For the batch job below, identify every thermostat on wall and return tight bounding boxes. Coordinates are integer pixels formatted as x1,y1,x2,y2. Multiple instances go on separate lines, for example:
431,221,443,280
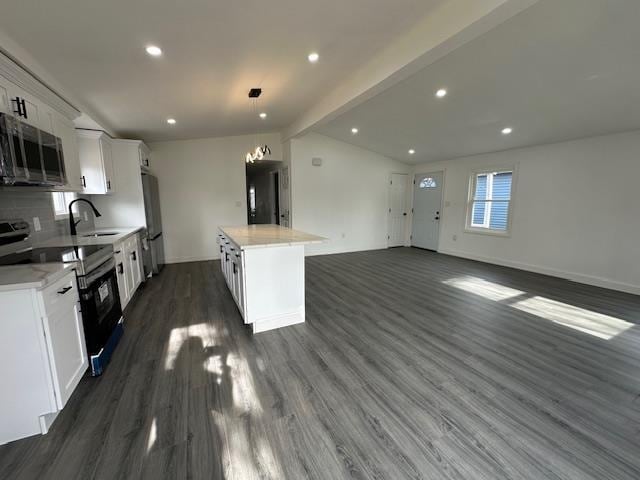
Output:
312,157,322,167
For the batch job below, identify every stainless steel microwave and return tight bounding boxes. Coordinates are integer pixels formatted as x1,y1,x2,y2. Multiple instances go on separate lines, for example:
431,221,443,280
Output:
0,112,66,186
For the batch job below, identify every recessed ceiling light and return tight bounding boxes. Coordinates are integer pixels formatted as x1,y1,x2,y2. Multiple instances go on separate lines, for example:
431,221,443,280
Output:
259,112,267,119
408,149,416,155
167,118,176,125
146,45,163,57
501,127,513,135
351,127,359,135
435,88,448,98
308,52,320,63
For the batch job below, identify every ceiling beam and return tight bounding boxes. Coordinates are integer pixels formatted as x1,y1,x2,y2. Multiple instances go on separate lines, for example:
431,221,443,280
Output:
283,0,539,141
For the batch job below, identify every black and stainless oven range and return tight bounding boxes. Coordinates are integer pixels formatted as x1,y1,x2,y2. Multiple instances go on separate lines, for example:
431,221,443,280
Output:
73,250,124,376
0,238,124,376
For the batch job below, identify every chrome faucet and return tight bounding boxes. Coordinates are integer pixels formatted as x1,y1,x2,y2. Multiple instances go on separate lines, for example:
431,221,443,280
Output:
68,198,102,237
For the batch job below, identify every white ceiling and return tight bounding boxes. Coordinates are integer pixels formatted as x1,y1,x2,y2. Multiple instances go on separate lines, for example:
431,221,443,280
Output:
0,0,446,142
315,0,640,164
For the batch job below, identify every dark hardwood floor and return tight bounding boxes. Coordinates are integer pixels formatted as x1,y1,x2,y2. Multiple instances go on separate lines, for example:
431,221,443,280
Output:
1,248,639,479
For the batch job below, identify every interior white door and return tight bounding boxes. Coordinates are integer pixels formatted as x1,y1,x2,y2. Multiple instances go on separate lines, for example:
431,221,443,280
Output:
388,173,408,247
412,171,443,250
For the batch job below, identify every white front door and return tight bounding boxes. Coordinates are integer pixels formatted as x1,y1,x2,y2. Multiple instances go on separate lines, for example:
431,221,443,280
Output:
388,173,408,247
412,171,443,250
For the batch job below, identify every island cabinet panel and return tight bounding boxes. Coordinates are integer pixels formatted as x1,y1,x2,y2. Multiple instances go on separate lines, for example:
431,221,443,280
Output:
243,245,305,331
217,225,325,333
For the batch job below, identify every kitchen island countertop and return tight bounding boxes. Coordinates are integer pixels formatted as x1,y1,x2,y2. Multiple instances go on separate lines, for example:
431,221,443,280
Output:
219,224,326,250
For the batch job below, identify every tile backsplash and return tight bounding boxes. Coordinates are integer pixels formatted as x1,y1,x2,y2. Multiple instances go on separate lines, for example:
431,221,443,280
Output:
0,190,96,243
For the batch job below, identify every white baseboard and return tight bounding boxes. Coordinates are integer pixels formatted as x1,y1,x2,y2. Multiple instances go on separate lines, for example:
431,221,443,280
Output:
305,244,389,257
165,255,218,264
252,308,305,333
438,248,640,296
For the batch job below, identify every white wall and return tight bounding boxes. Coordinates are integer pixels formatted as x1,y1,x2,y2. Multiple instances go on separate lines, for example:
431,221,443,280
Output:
149,133,282,263
289,133,410,255
414,130,640,294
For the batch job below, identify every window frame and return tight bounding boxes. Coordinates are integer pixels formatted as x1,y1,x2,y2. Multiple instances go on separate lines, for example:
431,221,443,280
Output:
52,192,78,220
465,166,516,237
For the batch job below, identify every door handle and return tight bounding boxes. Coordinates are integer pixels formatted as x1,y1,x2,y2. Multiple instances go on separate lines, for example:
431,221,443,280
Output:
57,286,73,295
118,263,124,274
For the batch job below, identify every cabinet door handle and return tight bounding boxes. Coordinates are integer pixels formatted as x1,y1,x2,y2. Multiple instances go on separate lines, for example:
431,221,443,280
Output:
118,263,124,274
81,175,87,188
131,251,137,261
233,263,237,274
107,180,111,190
144,159,149,167
57,286,73,295
115,250,121,254
12,97,27,119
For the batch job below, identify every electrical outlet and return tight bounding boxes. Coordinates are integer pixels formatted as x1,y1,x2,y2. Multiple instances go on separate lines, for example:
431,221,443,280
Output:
33,217,41,232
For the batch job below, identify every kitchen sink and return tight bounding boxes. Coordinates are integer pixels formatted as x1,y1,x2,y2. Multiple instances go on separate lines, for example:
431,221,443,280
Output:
82,232,119,237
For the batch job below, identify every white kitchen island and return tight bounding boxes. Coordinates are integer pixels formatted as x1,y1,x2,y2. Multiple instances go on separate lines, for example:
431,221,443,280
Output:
218,225,325,333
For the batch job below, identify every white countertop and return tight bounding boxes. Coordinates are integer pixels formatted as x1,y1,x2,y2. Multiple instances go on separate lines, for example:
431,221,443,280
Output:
37,226,145,248
0,227,144,292
0,262,76,292
219,225,326,250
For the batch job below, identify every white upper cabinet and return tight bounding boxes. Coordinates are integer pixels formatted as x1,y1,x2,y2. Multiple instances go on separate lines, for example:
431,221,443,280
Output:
0,54,82,191
52,114,82,191
138,142,150,168
76,130,116,195
0,80,54,133
0,82,10,114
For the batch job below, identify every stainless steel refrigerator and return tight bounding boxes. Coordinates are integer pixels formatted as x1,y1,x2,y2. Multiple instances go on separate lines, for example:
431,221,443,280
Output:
141,172,165,275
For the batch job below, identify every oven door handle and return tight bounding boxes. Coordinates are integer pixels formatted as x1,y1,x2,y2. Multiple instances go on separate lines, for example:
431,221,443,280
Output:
83,258,116,287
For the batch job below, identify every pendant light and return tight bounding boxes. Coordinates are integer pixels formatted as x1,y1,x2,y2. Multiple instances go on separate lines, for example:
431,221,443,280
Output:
245,88,271,163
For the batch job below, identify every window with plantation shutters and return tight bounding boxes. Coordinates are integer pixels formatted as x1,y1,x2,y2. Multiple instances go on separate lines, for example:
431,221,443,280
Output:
467,169,513,233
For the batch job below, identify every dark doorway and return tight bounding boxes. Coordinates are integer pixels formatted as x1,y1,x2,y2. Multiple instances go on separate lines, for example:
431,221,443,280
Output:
246,160,282,225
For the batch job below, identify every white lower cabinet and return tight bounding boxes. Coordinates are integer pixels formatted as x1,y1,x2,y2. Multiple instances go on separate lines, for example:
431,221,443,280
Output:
0,270,88,445
114,233,143,309
114,246,129,309
218,234,247,321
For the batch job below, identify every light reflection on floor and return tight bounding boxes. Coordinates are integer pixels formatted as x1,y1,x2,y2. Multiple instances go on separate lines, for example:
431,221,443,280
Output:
444,276,633,340
443,276,525,301
162,321,279,478
513,295,633,340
